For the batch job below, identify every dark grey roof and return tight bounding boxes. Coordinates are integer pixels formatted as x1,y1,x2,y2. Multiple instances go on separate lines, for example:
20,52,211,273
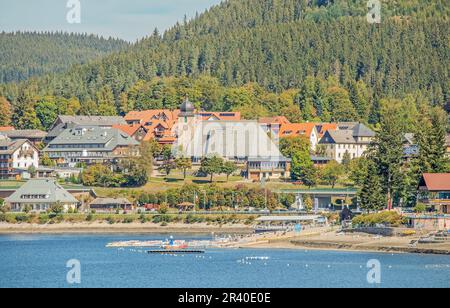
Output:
43,126,139,152
57,115,126,126
1,129,47,139
5,179,79,204
180,98,195,117
352,123,375,137
310,156,332,162
319,123,375,145
47,116,127,140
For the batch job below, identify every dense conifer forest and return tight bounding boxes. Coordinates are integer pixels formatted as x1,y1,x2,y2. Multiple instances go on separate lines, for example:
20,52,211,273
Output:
0,32,129,83
0,0,448,130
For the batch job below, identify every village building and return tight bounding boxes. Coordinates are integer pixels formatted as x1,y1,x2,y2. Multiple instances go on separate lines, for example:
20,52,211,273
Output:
403,133,419,162
124,108,241,145
279,123,320,151
310,156,332,168
175,99,290,181
5,178,79,212
42,126,140,167
89,198,133,213
315,123,338,138
45,115,127,144
0,129,47,146
259,116,290,137
319,123,375,163
124,109,180,145
112,124,149,142
0,126,15,132
418,173,450,214
0,137,39,179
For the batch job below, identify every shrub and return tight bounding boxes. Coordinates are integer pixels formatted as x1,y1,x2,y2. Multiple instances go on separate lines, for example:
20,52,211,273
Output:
86,213,94,221
139,214,148,223
15,214,30,223
106,216,116,224
38,215,49,225
123,217,134,224
0,213,6,222
152,215,171,224
414,203,427,213
352,211,407,227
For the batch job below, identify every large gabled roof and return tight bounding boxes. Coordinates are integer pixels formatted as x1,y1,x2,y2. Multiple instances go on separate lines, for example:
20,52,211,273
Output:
1,129,47,139
0,139,36,155
419,173,450,191
5,179,79,204
279,123,317,138
177,120,285,159
43,126,139,152
352,123,376,137
57,115,126,126
112,124,147,137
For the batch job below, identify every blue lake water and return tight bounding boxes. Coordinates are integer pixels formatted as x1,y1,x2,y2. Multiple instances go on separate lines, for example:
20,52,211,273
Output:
0,233,449,288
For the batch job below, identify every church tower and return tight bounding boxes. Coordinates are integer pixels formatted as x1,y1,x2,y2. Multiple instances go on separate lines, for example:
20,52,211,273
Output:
179,97,195,123
175,97,198,158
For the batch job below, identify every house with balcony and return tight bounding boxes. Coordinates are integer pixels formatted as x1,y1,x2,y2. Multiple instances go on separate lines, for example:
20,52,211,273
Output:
279,123,320,151
0,137,39,179
42,126,140,167
418,173,450,214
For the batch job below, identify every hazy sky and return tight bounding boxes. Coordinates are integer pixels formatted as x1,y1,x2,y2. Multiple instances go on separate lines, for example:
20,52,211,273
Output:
0,0,222,42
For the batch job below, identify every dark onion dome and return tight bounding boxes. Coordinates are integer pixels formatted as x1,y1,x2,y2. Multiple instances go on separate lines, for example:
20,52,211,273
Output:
180,97,195,117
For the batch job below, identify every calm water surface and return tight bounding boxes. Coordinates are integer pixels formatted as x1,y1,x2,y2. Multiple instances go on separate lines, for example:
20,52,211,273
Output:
0,233,449,288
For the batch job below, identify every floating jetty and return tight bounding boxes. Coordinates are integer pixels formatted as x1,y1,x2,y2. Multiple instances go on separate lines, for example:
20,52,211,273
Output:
147,250,205,254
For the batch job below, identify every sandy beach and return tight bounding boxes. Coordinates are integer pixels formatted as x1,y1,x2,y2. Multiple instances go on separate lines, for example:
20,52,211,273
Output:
236,229,450,255
0,222,254,234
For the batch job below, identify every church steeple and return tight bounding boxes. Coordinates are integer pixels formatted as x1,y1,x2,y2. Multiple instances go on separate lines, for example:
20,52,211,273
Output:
179,96,195,118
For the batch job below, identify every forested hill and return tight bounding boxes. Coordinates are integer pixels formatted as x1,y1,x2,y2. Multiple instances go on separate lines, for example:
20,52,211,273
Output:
0,0,448,129
0,32,129,83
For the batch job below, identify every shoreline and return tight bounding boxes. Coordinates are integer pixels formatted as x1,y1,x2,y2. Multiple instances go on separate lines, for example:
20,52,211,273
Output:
230,229,450,256
0,222,254,234
1,223,449,256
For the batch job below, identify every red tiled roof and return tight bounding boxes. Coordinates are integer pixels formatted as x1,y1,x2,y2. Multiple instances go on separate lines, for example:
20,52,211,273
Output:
421,173,450,191
112,124,145,137
125,110,180,123
0,126,14,132
279,123,316,138
259,116,291,125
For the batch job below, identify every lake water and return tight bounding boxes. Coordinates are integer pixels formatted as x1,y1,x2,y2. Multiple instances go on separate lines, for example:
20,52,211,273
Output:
0,233,449,288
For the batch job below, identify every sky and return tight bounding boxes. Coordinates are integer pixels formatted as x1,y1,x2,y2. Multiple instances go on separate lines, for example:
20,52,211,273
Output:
0,0,222,42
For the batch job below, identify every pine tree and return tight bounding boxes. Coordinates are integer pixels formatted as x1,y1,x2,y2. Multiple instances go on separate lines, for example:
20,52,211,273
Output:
358,160,385,213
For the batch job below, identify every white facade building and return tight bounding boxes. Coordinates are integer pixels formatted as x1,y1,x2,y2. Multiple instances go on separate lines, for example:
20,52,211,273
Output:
319,123,375,163
0,137,39,179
